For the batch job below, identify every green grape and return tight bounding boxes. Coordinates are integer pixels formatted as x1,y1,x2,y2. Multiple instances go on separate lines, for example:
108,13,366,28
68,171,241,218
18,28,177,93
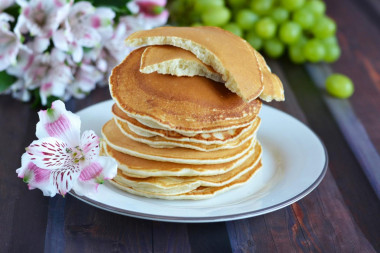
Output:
191,22,203,27
313,17,337,39
201,7,231,26
326,74,354,98
223,23,243,37
264,38,285,58
255,17,277,39
245,30,263,50
322,36,338,45
303,39,325,62
289,44,306,63
250,0,274,15
304,0,326,17
279,21,302,44
194,0,224,13
292,8,315,29
280,0,305,11
271,7,289,24
323,42,341,62
227,0,246,8
236,9,259,30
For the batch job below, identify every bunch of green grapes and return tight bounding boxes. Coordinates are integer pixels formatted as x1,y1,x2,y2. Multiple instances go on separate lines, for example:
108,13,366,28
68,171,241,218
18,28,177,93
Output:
169,0,341,64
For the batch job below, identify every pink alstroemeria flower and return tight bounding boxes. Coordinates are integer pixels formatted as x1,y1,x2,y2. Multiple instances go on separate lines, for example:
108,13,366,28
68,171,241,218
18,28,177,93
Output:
15,0,72,52
68,63,103,99
127,0,169,29
0,14,23,71
0,0,15,11
17,100,118,197
24,49,73,105
52,23,84,63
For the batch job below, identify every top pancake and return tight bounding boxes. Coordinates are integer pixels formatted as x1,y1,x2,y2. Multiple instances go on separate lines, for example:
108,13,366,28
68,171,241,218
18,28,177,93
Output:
125,26,264,102
109,47,262,134
253,50,285,102
140,45,223,83
140,45,284,102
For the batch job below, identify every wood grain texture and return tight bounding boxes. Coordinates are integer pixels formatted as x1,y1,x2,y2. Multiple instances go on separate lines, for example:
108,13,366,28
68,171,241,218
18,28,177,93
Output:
153,222,191,253
306,63,380,198
187,223,232,253
227,61,377,253
326,0,380,153
0,95,49,253
281,60,380,251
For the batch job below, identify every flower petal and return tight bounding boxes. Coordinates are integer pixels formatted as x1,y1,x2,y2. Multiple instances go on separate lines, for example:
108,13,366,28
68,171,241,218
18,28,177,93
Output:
72,156,117,196
36,100,81,146
50,164,80,196
17,153,57,196
26,136,72,170
80,130,99,160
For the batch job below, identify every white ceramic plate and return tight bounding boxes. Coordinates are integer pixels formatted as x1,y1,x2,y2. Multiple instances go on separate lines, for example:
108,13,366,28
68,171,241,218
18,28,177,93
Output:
70,100,327,223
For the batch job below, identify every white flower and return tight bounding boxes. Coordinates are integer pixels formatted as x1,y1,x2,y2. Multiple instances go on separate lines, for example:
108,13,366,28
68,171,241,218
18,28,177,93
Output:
68,63,103,99
9,79,31,102
24,49,73,105
6,48,34,77
0,14,23,71
16,0,72,37
127,0,169,29
0,0,15,12
52,22,84,63
17,100,117,197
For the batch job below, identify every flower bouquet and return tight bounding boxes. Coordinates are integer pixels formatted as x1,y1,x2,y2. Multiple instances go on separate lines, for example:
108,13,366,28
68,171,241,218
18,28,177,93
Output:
0,0,168,106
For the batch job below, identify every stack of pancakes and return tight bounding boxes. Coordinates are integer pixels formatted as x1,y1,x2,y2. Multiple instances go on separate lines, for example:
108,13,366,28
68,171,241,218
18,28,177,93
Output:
102,27,284,200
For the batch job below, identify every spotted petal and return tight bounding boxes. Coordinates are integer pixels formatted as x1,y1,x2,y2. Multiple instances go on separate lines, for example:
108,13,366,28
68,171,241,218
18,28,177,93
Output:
80,130,99,160
17,153,57,196
26,136,72,170
73,156,117,196
36,100,81,146
50,164,81,196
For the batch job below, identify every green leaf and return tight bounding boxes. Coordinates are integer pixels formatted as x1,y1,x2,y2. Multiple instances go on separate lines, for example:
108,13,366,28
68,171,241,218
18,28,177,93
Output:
0,71,16,92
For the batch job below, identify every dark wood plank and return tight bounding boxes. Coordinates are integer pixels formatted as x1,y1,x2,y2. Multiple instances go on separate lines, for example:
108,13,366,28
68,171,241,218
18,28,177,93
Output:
281,59,380,251
0,95,49,253
64,195,153,253
306,63,380,198
152,222,191,253
187,223,232,253
325,0,380,153
226,61,376,252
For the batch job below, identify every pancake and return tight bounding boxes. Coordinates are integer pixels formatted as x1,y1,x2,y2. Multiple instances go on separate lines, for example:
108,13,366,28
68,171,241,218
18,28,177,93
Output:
140,45,223,83
102,119,255,164
114,117,260,151
254,50,285,102
110,160,262,200
125,26,264,102
109,47,262,134
103,142,258,178
112,142,262,195
112,104,255,142
139,45,284,102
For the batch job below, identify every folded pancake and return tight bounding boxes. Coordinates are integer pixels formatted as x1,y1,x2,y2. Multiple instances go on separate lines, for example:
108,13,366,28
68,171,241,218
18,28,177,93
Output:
102,142,256,178
140,45,223,82
140,45,284,102
114,117,260,151
125,26,264,102
109,47,262,134
253,50,285,102
111,142,262,195
110,160,262,200
112,104,256,144
102,119,255,164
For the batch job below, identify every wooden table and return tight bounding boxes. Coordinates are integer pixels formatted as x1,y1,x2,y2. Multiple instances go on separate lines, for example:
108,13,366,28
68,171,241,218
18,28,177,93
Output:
1,0,379,252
